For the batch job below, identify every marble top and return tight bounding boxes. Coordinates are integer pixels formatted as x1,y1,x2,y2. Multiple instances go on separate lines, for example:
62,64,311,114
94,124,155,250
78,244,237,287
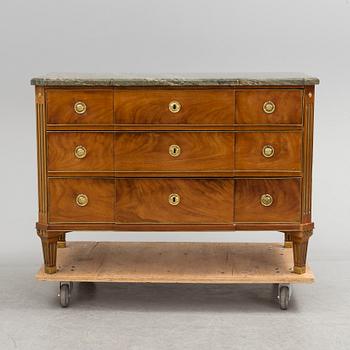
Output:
30,73,319,86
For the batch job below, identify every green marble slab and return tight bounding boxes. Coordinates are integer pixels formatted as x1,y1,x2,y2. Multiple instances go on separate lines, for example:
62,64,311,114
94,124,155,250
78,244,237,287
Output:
31,73,319,86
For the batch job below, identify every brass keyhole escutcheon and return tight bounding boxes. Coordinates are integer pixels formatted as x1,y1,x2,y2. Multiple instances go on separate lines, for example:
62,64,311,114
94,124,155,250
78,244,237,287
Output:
262,145,275,158
263,101,275,114
74,145,87,159
169,144,181,157
74,101,87,114
169,100,181,113
260,194,273,207
76,194,88,207
169,193,180,206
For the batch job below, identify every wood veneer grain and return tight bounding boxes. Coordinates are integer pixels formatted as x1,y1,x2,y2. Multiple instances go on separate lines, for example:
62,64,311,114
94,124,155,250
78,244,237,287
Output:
235,132,302,171
48,178,115,223
46,89,113,124
235,89,303,124
234,178,301,223
115,132,234,172
116,179,234,224
47,132,114,171
115,89,234,125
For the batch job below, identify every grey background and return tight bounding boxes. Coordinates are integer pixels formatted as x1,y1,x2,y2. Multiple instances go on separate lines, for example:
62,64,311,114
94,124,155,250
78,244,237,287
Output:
0,1,349,349
1,0,349,263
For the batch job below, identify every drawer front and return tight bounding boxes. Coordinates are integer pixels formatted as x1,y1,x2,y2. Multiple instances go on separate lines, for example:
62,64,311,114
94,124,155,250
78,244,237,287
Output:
115,89,234,125
115,132,234,172
235,132,302,171
48,133,114,171
116,179,234,224
235,90,303,124
47,89,113,124
234,179,301,222
48,178,115,222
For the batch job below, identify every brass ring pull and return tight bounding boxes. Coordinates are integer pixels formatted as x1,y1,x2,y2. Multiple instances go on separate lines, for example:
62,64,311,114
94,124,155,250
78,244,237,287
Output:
169,100,181,113
76,194,88,207
74,145,87,159
169,144,181,157
74,101,87,114
260,194,273,207
262,145,275,158
169,193,180,206
263,101,275,114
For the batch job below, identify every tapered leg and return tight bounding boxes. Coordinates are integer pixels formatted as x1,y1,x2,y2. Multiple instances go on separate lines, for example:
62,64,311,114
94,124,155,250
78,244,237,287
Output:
283,232,293,248
292,230,313,274
41,236,58,274
57,232,67,248
37,230,60,274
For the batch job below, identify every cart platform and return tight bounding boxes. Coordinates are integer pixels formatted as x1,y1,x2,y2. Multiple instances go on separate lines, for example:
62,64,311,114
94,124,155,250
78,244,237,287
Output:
36,241,314,284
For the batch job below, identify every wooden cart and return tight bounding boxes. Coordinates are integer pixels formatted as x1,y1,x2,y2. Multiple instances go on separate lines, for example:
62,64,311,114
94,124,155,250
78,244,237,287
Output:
36,241,314,310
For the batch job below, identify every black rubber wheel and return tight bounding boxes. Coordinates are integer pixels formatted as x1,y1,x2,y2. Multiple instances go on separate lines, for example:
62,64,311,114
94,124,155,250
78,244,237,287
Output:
60,284,70,308
279,286,289,310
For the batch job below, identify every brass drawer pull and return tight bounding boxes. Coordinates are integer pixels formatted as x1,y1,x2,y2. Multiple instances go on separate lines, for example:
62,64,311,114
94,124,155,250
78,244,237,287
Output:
169,144,181,157
74,145,87,159
74,101,87,114
169,193,180,206
169,100,181,113
76,194,88,207
262,145,275,158
260,194,273,207
263,101,275,114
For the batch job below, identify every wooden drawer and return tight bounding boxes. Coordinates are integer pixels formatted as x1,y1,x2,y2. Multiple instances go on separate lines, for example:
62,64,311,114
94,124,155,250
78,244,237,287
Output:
235,89,303,124
46,89,113,124
234,179,301,223
235,132,302,171
48,178,115,223
48,132,114,171
116,179,234,224
115,89,234,125
115,132,234,173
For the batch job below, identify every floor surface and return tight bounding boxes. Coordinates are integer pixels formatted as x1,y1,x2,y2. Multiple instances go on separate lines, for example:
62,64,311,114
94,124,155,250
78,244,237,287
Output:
1,260,349,350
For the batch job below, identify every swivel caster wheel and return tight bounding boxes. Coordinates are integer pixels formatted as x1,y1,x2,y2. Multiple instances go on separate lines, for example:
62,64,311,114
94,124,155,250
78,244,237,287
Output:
58,282,73,307
278,283,292,310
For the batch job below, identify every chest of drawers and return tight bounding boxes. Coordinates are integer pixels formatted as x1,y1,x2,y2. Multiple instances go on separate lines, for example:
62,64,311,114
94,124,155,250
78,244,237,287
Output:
31,73,319,275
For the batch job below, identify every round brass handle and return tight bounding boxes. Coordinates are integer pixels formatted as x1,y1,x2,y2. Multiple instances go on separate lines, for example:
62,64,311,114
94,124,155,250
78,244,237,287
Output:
263,101,275,114
262,145,275,158
76,194,88,207
169,193,180,206
169,100,181,113
169,144,181,157
260,194,273,207
74,101,87,114
74,145,87,159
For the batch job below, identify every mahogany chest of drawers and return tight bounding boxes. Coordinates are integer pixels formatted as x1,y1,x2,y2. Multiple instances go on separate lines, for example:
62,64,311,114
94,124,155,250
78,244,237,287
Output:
31,73,319,275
